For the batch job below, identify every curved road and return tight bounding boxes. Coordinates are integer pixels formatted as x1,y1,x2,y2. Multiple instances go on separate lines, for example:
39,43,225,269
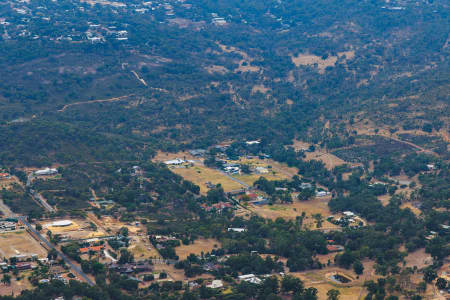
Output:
18,216,94,286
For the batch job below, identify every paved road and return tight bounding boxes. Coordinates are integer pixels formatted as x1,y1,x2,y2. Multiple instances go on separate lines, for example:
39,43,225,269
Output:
218,170,250,188
33,192,55,212
18,216,94,286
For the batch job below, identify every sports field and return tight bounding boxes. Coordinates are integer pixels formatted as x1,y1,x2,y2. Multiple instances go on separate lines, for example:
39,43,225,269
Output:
0,231,47,259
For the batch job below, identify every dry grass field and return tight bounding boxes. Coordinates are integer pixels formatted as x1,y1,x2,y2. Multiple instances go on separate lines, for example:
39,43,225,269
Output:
128,236,161,260
176,238,220,260
0,231,47,259
153,151,198,162
292,140,357,170
290,51,355,74
172,165,244,194
403,248,433,269
249,196,339,230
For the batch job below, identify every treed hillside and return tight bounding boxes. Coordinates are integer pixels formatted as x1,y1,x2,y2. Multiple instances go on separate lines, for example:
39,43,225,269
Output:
0,0,448,165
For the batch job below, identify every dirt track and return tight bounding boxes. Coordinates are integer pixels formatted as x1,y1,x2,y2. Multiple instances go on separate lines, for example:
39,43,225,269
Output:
58,94,134,112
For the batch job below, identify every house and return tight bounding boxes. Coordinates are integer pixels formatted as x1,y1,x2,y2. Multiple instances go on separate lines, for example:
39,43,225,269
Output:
212,17,227,25
228,228,247,233
255,167,269,174
224,166,240,174
246,140,260,145
239,274,262,284
80,245,105,254
300,182,313,189
0,221,17,231
201,202,233,213
245,193,258,201
316,191,329,197
427,164,436,170
205,181,216,189
207,280,224,289
327,245,345,252
164,158,185,165
15,262,33,271
108,263,152,274
251,197,269,206
189,149,206,157
11,254,37,262
343,211,355,217
0,173,10,180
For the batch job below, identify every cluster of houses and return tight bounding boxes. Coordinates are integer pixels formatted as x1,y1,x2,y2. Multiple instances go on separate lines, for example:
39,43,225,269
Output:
239,192,269,206
0,219,25,232
326,240,345,253
0,261,36,272
108,262,152,276
328,211,365,228
200,202,234,213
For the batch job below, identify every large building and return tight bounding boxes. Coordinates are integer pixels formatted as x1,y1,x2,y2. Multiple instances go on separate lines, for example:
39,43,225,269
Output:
45,220,73,228
35,168,58,176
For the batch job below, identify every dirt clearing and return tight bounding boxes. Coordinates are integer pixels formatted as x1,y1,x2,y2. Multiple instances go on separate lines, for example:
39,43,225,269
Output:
176,238,220,260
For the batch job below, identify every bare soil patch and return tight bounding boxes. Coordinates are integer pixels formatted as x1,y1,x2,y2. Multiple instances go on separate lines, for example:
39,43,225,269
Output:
404,248,433,269
205,65,228,74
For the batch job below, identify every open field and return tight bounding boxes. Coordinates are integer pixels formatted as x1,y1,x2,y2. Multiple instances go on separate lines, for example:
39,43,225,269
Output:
100,216,144,235
176,238,220,260
292,140,359,170
403,248,433,269
128,235,161,260
228,157,293,185
0,231,47,259
290,51,355,74
172,165,244,194
153,151,198,162
249,197,339,230
234,172,289,186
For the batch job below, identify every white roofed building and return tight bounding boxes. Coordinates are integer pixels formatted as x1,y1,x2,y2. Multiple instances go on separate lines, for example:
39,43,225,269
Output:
35,168,58,176
164,158,185,165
